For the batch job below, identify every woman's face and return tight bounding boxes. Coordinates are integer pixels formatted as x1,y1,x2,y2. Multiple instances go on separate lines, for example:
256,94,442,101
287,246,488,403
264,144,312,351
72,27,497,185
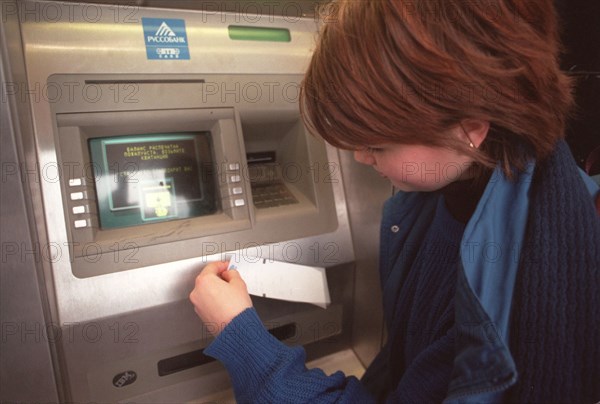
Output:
353,127,476,192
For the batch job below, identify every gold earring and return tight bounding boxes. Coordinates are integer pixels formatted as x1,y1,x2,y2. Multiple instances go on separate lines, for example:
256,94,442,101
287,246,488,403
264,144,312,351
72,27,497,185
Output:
461,123,475,148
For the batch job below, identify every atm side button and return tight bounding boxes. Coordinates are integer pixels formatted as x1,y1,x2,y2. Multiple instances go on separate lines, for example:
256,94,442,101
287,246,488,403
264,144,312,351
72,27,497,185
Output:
68,178,83,187
70,191,85,201
72,206,86,215
230,175,242,183
228,163,241,171
233,199,246,207
74,219,88,229
232,187,243,195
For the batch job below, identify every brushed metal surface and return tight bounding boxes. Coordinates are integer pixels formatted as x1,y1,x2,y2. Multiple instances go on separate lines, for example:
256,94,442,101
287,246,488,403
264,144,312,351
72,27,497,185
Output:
52,0,327,18
0,7,60,401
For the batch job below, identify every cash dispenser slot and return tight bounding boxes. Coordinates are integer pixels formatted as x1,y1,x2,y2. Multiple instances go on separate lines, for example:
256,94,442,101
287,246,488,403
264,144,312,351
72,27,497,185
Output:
157,323,298,376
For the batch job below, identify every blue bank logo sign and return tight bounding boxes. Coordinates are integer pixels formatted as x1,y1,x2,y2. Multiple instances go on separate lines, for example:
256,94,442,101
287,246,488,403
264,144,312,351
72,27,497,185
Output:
142,18,190,60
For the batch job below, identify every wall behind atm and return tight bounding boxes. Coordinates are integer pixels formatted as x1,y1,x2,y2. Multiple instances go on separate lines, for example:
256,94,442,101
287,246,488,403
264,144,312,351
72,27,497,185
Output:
556,0,600,173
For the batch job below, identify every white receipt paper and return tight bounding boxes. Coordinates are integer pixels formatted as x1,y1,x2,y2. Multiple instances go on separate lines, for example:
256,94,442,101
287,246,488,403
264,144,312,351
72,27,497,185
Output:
227,258,331,309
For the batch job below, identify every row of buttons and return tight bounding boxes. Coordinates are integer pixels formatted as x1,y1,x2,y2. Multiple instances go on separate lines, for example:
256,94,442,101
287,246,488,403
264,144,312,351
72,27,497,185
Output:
69,178,89,229
228,162,245,207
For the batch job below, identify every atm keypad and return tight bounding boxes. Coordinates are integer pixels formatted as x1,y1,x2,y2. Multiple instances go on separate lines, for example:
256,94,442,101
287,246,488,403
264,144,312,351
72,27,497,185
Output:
251,182,298,209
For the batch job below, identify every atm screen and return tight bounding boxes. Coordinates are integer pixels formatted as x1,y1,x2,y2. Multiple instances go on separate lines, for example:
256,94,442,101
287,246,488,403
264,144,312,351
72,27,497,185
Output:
89,132,217,229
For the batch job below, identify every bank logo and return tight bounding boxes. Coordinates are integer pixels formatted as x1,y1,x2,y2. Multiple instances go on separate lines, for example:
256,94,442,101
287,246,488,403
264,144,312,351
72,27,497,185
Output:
155,22,176,37
142,18,190,60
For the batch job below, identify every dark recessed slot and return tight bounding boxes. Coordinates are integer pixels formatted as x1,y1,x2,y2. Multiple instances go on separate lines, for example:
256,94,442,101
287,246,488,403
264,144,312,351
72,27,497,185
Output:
268,322,297,341
157,349,215,376
84,79,206,85
247,151,276,164
157,322,297,376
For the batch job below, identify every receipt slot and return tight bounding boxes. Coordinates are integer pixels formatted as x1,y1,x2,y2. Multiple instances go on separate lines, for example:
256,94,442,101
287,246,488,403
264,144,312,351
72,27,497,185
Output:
0,1,386,402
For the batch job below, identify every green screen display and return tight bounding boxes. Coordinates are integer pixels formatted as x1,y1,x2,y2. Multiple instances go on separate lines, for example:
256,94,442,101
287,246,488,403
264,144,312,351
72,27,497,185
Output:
89,133,217,229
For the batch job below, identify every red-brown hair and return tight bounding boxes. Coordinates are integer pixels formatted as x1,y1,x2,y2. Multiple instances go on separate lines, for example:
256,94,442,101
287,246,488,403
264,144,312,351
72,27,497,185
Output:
300,0,574,175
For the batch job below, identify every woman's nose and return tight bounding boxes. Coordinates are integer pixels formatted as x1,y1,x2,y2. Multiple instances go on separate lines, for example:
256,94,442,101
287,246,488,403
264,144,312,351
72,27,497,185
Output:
354,149,376,166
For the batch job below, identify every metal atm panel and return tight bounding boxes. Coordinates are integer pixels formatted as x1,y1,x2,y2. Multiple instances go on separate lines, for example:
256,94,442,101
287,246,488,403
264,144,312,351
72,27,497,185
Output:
2,1,369,402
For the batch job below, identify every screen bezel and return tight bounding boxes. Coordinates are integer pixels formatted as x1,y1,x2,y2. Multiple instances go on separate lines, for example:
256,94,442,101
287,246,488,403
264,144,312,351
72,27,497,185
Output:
55,108,252,273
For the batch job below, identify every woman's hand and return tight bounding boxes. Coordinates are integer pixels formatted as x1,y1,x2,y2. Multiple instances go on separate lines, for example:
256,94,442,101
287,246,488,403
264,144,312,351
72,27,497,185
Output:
189,261,253,336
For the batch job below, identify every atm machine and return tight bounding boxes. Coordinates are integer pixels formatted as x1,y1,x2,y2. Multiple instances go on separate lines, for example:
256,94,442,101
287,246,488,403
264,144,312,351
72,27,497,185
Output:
0,1,390,402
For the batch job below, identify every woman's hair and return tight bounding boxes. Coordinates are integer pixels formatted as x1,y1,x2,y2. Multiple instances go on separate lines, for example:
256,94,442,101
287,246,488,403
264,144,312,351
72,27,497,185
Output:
300,0,574,176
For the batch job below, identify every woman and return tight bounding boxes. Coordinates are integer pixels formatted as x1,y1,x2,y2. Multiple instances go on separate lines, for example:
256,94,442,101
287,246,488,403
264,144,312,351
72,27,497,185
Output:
189,0,600,402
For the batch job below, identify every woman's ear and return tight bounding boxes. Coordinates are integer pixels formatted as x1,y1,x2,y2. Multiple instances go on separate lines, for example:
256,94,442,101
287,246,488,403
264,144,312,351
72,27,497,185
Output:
460,119,490,148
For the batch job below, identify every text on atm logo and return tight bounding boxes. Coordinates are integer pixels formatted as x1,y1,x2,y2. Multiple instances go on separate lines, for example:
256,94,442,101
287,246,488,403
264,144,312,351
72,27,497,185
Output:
147,22,186,44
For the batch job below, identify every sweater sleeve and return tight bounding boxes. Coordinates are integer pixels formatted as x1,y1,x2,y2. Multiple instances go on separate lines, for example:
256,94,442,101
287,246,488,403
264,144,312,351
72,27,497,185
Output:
204,308,375,404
